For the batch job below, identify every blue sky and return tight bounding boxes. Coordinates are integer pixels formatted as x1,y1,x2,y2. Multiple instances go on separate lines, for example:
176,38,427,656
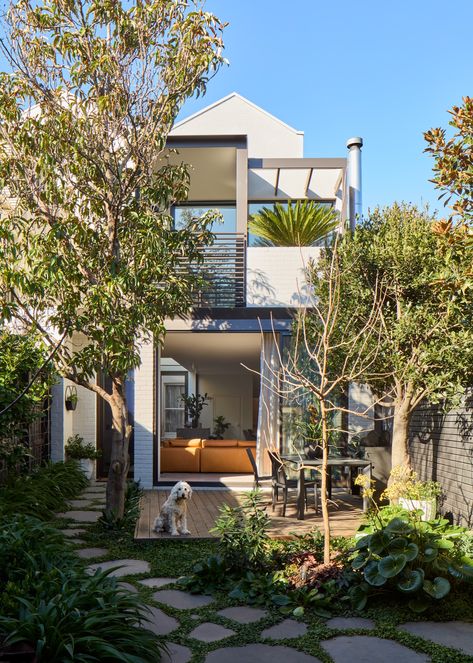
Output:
178,0,473,216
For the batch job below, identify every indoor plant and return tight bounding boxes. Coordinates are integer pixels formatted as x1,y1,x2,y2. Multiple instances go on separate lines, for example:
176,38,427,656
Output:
382,466,441,521
181,392,209,428
65,434,101,480
213,415,231,439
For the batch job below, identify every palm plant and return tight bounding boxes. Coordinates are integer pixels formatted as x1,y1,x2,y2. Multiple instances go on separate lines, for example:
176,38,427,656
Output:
248,200,339,247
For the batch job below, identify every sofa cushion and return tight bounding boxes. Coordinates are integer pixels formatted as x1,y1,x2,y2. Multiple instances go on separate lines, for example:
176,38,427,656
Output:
202,439,238,448
161,447,201,472
201,447,254,473
169,438,202,448
237,440,257,448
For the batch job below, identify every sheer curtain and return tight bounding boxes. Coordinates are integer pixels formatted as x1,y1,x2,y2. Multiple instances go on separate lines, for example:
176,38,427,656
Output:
257,332,280,475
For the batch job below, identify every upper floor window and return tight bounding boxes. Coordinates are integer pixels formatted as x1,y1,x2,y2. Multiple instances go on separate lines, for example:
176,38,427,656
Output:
173,204,237,234
248,200,336,247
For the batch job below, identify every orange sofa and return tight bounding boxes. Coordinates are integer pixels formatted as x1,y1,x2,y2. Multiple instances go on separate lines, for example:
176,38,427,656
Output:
161,438,256,474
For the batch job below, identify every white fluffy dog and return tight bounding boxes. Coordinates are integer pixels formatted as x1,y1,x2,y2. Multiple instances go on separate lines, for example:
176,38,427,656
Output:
152,481,192,536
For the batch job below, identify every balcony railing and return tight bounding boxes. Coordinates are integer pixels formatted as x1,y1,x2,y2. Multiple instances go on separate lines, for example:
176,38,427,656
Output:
181,233,246,308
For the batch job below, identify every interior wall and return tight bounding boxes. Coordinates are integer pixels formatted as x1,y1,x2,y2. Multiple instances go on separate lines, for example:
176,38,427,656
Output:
198,372,254,439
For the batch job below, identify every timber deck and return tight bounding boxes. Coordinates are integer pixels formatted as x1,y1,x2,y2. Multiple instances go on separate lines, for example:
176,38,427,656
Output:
135,489,363,540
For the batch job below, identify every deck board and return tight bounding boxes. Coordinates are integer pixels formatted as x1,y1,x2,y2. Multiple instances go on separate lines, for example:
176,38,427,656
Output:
135,489,363,540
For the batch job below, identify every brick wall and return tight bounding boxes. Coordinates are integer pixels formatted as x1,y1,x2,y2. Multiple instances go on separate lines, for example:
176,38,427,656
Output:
409,393,473,527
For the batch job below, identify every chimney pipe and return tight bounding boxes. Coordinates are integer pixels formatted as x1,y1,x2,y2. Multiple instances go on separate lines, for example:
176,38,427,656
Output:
346,136,363,231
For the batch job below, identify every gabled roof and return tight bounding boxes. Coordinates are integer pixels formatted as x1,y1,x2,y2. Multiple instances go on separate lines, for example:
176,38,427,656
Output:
172,92,304,136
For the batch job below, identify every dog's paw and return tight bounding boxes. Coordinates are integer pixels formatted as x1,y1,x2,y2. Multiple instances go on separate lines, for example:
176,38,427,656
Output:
181,529,191,535
170,530,179,536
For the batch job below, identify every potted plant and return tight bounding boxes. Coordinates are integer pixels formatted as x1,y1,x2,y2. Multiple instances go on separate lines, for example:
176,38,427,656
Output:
213,415,231,439
382,466,441,521
65,434,101,480
181,392,209,428
64,386,78,411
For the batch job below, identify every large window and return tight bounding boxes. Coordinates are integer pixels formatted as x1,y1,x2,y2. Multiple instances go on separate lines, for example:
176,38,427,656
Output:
248,200,335,247
161,375,186,438
173,204,237,234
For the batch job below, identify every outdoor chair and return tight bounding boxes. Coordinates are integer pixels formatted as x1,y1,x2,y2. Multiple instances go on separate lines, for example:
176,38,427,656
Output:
267,449,320,517
245,447,272,489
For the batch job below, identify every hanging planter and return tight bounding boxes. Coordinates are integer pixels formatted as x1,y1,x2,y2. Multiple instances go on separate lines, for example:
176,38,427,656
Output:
65,385,78,411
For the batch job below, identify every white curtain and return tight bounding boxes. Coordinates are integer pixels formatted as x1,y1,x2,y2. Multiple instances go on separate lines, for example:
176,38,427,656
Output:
257,332,280,475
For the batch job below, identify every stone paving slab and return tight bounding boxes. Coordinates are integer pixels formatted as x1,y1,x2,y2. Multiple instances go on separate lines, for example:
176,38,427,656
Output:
141,606,179,636
205,644,322,663
60,528,87,538
326,617,376,630
76,547,109,559
321,636,430,663
87,559,151,577
70,539,87,545
67,499,95,508
400,621,473,656
152,589,214,609
57,510,101,523
138,577,177,589
261,619,308,640
217,606,268,624
188,622,236,643
162,643,192,663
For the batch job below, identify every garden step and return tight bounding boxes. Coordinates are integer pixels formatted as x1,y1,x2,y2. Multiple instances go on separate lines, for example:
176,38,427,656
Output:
188,622,236,643
141,606,179,636
87,559,151,577
152,589,213,609
76,547,109,559
67,499,96,508
326,617,376,630
204,644,322,663
59,528,87,537
321,636,430,663
399,621,473,656
162,643,192,663
57,510,101,523
217,606,267,624
138,577,177,588
261,618,307,640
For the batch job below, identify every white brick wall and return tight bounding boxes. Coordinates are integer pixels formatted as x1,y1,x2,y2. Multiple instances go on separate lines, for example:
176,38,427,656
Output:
133,339,155,488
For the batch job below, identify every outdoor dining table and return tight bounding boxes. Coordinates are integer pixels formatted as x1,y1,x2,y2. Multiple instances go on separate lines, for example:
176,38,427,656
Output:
281,455,373,520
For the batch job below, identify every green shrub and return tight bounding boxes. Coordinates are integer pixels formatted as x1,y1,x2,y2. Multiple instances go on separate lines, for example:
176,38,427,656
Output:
97,480,143,531
0,461,88,520
0,516,165,662
349,510,473,612
64,434,101,460
210,490,271,572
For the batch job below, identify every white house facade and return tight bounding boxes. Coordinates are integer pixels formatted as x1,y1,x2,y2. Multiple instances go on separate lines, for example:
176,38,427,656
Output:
51,93,366,488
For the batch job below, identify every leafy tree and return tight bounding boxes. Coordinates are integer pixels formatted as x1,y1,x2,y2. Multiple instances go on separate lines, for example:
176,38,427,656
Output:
248,200,339,247
0,0,226,517
319,204,473,472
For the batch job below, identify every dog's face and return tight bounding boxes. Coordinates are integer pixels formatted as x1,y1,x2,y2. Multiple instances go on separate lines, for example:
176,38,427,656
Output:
172,481,192,501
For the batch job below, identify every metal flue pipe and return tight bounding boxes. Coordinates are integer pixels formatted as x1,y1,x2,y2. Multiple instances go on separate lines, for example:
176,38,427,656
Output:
346,136,363,231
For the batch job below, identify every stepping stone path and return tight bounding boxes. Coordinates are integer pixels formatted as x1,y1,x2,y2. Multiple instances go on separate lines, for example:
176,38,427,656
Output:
153,589,213,609
76,547,109,559
261,619,308,640
70,539,86,545
60,528,87,538
400,621,473,656
58,510,101,523
138,577,177,588
118,582,139,593
321,636,430,663
161,643,192,663
142,606,179,636
188,622,236,643
217,606,267,624
205,644,322,663
326,617,376,630
87,559,150,577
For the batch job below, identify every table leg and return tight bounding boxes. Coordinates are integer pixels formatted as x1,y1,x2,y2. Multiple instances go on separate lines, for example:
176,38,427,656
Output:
297,467,305,520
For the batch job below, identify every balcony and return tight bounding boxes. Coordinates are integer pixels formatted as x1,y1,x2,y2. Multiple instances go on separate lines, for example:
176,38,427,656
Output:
186,233,246,308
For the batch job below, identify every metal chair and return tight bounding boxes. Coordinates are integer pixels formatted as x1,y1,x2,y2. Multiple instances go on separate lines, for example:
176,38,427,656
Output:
267,448,320,516
245,447,272,489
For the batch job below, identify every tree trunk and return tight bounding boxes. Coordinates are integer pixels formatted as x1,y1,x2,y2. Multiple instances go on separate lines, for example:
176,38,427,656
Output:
390,400,412,474
105,375,131,520
320,402,331,565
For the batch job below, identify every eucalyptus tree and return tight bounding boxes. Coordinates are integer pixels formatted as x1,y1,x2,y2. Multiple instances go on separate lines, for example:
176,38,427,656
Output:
248,200,339,246
321,204,473,472
0,0,226,517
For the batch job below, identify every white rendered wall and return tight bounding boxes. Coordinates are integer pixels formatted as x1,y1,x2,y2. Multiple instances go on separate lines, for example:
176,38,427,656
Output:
198,373,253,439
171,94,303,158
247,246,321,307
133,339,155,488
